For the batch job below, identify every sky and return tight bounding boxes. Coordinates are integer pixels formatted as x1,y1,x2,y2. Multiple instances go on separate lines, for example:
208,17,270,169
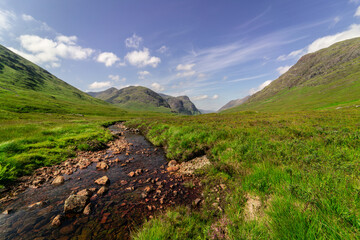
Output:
1,0,360,111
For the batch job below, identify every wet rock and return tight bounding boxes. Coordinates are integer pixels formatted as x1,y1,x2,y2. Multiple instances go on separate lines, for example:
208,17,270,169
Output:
78,159,91,169
147,205,152,211
28,201,44,208
120,180,128,185
95,176,110,185
128,172,135,177
141,192,148,198
32,177,45,185
144,186,153,193
64,195,89,213
100,213,111,224
97,186,108,196
135,169,143,175
160,198,164,204
52,176,65,185
168,160,178,167
167,166,179,172
194,198,202,206
96,162,109,170
83,203,91,215
77,189,92,197
51,215,63,227
126,186,135,191
2,208,12,215
60,224,74,235
89,187,97,192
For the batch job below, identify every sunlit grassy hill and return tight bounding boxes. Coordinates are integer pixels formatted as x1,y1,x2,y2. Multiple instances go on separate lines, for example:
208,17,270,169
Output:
0,45,126,118
226,37,360,112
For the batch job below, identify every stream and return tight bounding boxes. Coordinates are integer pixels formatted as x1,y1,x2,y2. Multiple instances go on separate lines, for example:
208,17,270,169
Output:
0,123,202,240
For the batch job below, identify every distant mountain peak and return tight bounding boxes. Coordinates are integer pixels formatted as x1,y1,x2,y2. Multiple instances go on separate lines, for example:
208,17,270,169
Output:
89,86,201,115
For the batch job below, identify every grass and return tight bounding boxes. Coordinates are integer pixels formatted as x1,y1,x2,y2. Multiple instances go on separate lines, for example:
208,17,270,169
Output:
127,108,360,239
226,38,360,112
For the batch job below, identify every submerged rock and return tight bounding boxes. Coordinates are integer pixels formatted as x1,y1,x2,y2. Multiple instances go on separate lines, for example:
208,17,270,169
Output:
52,176,65,185
97,186,108,196
83,203,91,215
2,209,12,215
95,176,110,185
64,195,89,213
51,215,62,227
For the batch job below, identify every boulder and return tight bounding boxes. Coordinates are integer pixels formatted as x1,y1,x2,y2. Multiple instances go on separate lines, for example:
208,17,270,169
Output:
128,172,135,177
168,160,178,167
64,195,89,213
95,176,110,185
77,189,92,197
96,162,109,170
52,176,65,185
167,166,179,172
51,215,62,227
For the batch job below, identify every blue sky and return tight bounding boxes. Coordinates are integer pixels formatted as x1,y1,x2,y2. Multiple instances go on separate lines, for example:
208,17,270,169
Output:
1,0,360,110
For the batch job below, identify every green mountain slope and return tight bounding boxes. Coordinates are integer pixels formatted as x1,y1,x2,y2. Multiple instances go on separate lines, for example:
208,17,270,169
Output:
89,86,201,115
228,37,360,112
0,45,125,117
218,95,250,112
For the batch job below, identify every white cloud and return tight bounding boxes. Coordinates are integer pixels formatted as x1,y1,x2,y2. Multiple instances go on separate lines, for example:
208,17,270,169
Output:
138,70,150,79
176,71,196,78
212,94,219,99
307,24,360,53
22,14,34,22
350,0,360,3
176,63,195,71
249,80,272,95
198,73,206,78
278,24,360,61
125,33,143,49
157,45,169,54
108,75,120,81
10,34,94,67
277,65,291,75
151,82,165,92
356,7,360,17
97,52,120,67
277,49,304,61
125,48,161,68
0,10,16,31
193,95,209,101
56,35,77,45
89,81,112,90
334,17,340,24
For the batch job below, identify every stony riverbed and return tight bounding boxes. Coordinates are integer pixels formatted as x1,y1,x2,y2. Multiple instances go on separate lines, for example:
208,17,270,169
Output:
0,123,208,240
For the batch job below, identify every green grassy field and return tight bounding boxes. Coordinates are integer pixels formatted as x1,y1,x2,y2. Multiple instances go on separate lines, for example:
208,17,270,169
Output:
127,108,360,239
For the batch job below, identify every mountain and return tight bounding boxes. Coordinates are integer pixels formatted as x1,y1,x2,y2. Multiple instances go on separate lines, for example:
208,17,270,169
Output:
227,37,360,112
159,94,201,115
218,96,250,112
89,86,200,115
0,45,125,116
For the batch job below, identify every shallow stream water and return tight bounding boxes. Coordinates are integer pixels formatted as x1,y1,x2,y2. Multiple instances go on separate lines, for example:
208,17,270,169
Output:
0,124,200,240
